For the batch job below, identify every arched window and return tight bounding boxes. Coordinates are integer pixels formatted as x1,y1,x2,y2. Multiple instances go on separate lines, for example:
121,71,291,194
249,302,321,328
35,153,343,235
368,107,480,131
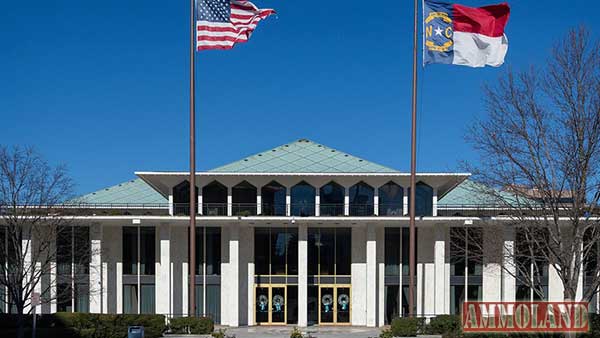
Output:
261,181,286,216
202,181,227,216
291,181,315,217
232,181,257,216
408,182,433,216
349,182,374,216
379,182,403,216
320,181,345,216
173,180,198,215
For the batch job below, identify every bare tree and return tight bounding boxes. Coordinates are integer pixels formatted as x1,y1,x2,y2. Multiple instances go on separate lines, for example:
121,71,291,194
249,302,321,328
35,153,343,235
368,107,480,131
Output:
0,145,94,338
462,27,600,303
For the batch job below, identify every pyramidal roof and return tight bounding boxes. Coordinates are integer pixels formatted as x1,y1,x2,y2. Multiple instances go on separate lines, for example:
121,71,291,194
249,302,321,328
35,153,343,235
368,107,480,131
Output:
75,178,167,205
209,139,399,173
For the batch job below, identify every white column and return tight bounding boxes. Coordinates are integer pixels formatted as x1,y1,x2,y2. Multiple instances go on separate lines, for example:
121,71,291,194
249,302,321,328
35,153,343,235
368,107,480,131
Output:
374,189,379,216
434,226,447,315
432,188,438,217
503,227,516,302
156,224,171,315
298,224,308,327
483,226,502,302
403,188,409,216
50,233,57,313
116,228,123,314
227,186,233,216
256,190,262,215
286,190,291,216
377,227,385,327
351,227,367,326
198,190,203,215
315,189,320,217
419,226,436,317
344,187,350,216
168,186,174,216
22,234,32,314
222,226,240,326
90,224,103,313
247,227,255,325
34,262,42,314
548,265,564,301
366,226,377,327
576,243,584,301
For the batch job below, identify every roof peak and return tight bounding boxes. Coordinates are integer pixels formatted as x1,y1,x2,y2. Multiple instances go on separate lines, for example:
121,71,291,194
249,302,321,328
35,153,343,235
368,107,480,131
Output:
209,139,398,174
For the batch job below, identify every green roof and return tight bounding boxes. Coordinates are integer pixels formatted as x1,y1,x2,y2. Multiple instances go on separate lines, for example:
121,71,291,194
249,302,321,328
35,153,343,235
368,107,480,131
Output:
75,178,167,205
438,180,525,206
209,139,399,173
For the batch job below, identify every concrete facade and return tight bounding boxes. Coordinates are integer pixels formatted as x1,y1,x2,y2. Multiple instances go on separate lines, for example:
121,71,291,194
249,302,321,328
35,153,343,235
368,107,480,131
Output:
4,139,596,327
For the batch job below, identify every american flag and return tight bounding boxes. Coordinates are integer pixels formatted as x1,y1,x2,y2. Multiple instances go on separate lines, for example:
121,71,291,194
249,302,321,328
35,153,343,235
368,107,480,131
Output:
196,0,275,51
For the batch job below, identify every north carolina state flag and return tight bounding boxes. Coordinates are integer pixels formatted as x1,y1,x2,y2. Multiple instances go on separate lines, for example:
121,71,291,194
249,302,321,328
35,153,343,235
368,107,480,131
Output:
423,1,510,67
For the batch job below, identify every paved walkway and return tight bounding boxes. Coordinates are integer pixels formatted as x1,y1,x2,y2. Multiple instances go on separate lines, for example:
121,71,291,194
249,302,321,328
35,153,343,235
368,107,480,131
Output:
219,326,382,338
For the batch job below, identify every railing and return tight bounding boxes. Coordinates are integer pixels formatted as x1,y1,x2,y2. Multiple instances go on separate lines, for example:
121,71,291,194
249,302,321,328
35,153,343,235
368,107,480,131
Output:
4,203,589,218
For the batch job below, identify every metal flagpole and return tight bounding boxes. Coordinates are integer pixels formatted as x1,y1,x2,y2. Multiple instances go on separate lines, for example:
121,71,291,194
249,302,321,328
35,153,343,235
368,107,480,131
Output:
408,0,419,318
189,0,197,317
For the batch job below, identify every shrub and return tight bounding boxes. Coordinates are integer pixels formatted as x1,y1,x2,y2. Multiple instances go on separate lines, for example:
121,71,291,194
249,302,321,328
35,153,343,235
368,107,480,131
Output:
379,328,393,338
426,315,462,337
290,327,303,338
0,313,166,338
390,317,420,337
169,316,214,334
212,328,227,338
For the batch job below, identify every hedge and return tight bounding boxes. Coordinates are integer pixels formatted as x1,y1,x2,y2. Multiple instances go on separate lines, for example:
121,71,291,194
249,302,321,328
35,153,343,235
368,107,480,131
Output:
0,313,166,338
168,316,214,334
387,314,600,338
390,317,422,337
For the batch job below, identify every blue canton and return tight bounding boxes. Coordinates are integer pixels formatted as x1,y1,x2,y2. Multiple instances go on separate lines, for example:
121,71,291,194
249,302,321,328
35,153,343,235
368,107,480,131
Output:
197,0,230,22
423,0,454,65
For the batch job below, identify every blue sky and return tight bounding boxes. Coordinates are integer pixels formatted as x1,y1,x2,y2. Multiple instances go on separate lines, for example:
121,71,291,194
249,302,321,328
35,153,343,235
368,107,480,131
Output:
1,0,597,195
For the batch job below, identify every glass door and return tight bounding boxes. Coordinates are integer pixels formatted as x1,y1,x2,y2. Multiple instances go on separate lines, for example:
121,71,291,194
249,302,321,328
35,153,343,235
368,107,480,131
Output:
255,285,287,325
318,285,351,325
271,286,286,324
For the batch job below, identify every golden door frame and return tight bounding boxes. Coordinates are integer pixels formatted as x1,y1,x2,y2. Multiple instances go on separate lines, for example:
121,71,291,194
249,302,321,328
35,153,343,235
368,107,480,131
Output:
254,284,288,326
317,284,352,326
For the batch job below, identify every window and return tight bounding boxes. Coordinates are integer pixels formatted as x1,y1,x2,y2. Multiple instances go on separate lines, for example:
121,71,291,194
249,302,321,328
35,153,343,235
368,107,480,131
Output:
308,228,351,276
191,227,221,323
56,226,90,313
140,284,155,314
408,182,433,216
450,227,483,315
291,181,315,217
140,227,155,275
515,229,549,301
232,181,257,216
320,182,344,216
261,181,286,216
173,180,198,216
123,284,138,314
202,181,227,216
123,227,138,275
379,182,404,216
254,228,298,276
194,227,221,276
385,228,401,276
195,284,221,322
349,182,374,216
122,227,156,315
385,228,417,319
584,232,599,313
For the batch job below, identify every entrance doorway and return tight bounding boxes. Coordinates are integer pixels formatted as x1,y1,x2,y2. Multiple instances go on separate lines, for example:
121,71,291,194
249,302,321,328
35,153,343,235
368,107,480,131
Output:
255,285,293,325
318,285,351,325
